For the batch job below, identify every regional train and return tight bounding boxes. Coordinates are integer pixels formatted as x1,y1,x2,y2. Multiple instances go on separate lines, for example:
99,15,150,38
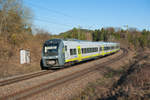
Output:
40,39,120,69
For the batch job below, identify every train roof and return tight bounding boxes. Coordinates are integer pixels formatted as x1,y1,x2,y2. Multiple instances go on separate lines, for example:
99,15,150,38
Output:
45,38,119,45
62,39,119,45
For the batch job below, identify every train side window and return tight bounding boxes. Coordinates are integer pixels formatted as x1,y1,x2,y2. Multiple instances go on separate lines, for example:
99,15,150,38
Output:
112,46,114,49
65,45,67,51
90,48,92,53
86,48,87,53
106,47,108,50
70,49,73,55
74,49,77,55
84,48,86,54
70,49,77,55
82,48,84,54
96,48,98,52
83,48,86,53
99,47,102,51
85,48,87,53
88,48,90,53
70,49,74,55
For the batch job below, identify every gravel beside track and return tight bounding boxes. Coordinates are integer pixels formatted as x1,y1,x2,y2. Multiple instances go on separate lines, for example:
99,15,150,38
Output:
0,48,127,100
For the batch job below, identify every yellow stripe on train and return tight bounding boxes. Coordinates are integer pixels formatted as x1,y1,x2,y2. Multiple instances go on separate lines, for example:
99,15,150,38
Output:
65,49,119,62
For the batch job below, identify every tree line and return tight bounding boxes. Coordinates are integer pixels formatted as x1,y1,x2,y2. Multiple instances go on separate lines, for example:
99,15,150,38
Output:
60,27,150,49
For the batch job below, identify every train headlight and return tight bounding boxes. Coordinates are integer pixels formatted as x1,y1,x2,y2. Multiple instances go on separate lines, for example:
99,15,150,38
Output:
46,60,55,65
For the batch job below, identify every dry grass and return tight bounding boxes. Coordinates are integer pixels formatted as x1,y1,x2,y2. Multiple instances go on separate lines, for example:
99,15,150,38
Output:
100,53,150,100
0,33,50,78
71,51,150,100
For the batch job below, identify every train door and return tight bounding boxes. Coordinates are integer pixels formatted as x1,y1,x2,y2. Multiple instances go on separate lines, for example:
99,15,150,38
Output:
102,45,105,56
77,46,82,61
64,45,69,60
99,45,103,55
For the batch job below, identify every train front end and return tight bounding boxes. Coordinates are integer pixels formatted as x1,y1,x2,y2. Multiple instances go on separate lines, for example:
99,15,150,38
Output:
41,39,65,69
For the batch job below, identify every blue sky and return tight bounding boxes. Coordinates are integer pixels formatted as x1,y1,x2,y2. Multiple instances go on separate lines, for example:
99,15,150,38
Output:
24,0,150,34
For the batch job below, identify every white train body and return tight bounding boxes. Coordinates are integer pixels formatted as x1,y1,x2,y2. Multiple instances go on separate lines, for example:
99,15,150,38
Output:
41,39,120,69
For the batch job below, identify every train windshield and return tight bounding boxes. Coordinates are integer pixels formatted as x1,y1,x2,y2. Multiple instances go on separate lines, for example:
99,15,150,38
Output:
43,43,59,56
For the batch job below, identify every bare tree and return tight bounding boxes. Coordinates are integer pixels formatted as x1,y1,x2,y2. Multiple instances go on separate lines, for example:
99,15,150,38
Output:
0,0,32,36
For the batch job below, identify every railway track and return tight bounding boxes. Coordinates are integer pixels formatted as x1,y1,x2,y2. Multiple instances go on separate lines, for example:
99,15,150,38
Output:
0,70,54,86
0,49,122,87
0,48,128,100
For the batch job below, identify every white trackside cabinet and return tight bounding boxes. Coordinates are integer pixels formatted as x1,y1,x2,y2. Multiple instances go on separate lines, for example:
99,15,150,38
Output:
20,50,30,64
